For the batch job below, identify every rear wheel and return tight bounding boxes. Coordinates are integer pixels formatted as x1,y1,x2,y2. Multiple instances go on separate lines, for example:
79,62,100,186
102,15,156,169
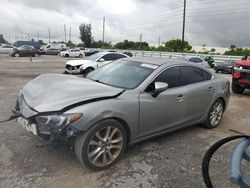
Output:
65,54,69,57
232,79,244,94
79,54,83,58
202,99,224,129
14,53,20,57
74,119,127,171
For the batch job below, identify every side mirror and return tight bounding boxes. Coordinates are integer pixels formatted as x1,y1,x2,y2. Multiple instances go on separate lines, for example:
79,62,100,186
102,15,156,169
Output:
99,58,105,62
152,82,168,97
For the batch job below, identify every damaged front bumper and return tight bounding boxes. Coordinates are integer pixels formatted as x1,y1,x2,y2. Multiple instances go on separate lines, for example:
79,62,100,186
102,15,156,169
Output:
14,94,82,147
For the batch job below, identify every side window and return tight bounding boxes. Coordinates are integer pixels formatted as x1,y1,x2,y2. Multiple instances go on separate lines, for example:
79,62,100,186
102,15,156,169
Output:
113,54,126,60
181,66,204,85
196,58,203,63
189,58,196,63
101,54,115,61
145,67,181,92
189,57,203,63
203,70,212,80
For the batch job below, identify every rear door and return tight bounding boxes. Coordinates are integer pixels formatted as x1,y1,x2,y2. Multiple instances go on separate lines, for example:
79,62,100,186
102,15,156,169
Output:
139,66,187,137
180,66,214,123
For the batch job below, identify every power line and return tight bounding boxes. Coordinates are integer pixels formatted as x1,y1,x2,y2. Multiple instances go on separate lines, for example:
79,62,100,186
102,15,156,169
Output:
109,0,183,18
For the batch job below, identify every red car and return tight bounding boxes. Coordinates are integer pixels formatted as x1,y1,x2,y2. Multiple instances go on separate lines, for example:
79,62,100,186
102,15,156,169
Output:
231,60,250,94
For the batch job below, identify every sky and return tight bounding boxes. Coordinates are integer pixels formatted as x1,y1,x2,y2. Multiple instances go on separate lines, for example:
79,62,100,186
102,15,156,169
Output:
0,0,250,47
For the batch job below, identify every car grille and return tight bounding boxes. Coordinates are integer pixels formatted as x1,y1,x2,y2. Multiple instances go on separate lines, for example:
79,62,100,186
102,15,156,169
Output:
241,72,250,80
65,65,80,70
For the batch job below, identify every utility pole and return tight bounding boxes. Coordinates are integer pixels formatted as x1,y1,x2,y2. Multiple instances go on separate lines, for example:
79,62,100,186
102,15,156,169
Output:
37,31,39,41
102,17,105,47
139,34,142,50
158,36,160,47
181,0,186,52
48,28,51,43
64,24,67,43
69,26,71,42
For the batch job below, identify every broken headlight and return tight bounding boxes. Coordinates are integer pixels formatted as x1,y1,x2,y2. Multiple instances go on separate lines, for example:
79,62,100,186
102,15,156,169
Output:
35,113,82,127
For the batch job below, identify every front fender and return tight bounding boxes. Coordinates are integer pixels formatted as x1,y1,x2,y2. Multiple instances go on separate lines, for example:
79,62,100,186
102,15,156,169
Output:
65,90,140,140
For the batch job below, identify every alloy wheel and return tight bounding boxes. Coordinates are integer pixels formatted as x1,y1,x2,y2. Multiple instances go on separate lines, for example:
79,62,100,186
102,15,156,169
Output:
209,101,223,127
87,126,123,167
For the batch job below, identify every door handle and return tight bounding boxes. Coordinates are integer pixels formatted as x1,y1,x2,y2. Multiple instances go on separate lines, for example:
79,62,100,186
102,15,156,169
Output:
208,86,214,92
177,95,185,102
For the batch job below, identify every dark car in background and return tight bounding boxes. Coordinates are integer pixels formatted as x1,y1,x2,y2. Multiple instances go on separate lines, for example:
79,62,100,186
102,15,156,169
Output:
10,45,42,57
213,60,235,73
123,51,133,57
84,49,101,56
13,40,40,49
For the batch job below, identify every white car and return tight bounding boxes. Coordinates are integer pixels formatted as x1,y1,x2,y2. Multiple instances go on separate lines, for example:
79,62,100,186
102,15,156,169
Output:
0,45,14,54
184,56,209,68
60,49,84,58
65,52,129,74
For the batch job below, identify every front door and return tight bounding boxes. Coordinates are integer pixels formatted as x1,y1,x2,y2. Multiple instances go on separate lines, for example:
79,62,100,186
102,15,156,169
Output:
139,66,187,137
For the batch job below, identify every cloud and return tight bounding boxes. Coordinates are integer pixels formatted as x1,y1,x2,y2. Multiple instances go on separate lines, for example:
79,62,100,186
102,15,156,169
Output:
0,0,249,47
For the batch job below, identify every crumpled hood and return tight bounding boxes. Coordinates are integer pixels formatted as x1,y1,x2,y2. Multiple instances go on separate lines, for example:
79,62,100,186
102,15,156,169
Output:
66,60,93,66
20,74,123,113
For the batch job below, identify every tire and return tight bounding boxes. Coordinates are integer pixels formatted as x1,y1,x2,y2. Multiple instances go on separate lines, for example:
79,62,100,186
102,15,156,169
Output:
202,99,224,129
84,67,94,75
79,54,83,58
215,70,219,73
74,119,127,171
34,53,39,57
14,53,19,57
65,54,69,57
232,79,244,94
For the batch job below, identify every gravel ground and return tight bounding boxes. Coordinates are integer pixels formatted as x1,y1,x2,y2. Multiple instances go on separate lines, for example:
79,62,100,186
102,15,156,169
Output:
0,54,249,188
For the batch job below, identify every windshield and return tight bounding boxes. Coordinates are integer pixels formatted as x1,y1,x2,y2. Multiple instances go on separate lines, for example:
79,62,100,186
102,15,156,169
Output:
225,60,235,66
86,52,103,61
87,60,156,89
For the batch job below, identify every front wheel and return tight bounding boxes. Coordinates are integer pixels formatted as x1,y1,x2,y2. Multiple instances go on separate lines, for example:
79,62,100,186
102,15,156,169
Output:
84,67,94,75
74,119,127,171
202,99,224,129
79,54,83,58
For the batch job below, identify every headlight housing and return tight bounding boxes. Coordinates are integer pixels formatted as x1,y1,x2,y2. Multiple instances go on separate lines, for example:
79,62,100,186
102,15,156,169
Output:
35,113,82,128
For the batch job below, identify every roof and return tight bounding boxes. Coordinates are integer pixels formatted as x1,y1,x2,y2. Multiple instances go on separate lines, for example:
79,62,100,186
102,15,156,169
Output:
123,57,187,66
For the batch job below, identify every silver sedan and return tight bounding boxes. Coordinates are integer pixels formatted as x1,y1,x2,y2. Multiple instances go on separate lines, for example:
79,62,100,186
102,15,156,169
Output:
14,57,230,170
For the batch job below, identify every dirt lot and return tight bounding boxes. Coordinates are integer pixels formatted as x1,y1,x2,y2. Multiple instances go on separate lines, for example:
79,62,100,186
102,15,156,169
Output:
0,54,249,188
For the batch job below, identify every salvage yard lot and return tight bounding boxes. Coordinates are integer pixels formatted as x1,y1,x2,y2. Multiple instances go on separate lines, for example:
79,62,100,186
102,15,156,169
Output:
0,54,249,188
